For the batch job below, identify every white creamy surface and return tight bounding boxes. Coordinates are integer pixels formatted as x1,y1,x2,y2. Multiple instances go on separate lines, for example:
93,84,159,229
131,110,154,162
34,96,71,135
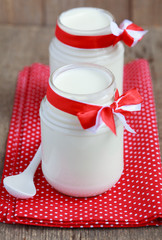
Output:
60,8,111,31
53,67,111,94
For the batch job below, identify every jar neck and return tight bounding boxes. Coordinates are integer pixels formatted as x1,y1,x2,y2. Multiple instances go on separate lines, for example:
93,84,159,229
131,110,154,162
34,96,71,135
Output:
52,38,116,56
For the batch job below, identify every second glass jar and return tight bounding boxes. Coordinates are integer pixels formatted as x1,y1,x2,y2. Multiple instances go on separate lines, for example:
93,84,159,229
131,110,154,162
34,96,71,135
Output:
49,7,124,93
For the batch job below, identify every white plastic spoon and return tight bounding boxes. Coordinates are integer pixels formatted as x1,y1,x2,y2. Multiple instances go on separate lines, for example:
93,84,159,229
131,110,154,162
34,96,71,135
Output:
3,145,41,199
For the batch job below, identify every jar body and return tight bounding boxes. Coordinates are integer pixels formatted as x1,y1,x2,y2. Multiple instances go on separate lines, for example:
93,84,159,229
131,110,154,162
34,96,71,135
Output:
40,99,123,197
49,38,124,93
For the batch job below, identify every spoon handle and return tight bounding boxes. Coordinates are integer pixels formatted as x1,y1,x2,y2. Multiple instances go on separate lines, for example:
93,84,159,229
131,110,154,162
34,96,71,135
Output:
24,145,42,176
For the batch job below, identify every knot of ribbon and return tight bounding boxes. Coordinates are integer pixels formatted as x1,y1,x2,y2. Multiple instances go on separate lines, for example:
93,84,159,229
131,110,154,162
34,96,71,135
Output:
55,19,147,49
110,19,148,47
46,85,143,135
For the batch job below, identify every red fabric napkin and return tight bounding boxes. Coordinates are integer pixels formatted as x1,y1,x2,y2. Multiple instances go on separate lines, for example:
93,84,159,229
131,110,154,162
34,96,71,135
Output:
0,59,162,228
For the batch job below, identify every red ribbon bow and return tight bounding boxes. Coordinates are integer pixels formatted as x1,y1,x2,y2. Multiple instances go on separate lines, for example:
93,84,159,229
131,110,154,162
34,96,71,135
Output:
110,19,148,47
46,85,143,135
77,88,143,134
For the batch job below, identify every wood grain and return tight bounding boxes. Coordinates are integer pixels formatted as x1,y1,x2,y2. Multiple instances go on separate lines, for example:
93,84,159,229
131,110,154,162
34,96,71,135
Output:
45,0,130,26
0,0,162,26
0,0,43,25
132,0,162,26
0,0,13,23
0,25,161,239
0,223,162,240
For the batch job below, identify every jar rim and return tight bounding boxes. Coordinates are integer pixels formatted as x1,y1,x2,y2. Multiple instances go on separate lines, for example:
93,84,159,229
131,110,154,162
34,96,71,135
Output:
49,63,116,103
57,7,115,36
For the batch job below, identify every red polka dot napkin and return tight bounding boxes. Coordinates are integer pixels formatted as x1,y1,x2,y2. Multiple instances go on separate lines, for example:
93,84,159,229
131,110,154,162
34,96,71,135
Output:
0,59,162,228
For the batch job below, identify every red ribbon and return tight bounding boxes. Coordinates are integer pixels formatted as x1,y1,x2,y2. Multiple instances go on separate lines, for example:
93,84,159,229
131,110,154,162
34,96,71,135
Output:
55,21,146,48
55,23,116,49
46,84,143,134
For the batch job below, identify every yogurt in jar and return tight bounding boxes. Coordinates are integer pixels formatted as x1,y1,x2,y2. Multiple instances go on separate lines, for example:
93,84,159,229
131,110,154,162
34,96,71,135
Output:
40,64,123,197
49,7,124,93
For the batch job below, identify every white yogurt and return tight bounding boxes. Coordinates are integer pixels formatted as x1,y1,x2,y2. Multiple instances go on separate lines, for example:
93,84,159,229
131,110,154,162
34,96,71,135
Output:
40,64,123,197
59,7,111,31
49,7,124,93
54,67,111,94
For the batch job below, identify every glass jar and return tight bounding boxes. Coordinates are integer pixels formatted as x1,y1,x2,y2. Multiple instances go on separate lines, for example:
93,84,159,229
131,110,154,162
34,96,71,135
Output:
49,7,124,93
40,64,123,197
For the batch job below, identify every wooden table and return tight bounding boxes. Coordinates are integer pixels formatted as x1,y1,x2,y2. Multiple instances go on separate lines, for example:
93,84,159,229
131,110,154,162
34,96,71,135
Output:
0,25,161,240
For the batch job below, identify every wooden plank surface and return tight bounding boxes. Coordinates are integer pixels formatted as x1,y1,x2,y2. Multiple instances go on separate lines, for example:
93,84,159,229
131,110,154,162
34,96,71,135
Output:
45,0,130,26
0,0,12,23
0,25,162,239
132,0,162,26
0,0,43,25
0,0,162,26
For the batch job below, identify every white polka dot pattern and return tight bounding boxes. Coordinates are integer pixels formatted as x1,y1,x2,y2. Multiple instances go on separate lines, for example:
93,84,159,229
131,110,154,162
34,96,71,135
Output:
0,59,161,228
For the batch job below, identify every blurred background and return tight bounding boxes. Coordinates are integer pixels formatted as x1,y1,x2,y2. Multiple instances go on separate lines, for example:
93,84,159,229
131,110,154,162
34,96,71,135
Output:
0,0,161,26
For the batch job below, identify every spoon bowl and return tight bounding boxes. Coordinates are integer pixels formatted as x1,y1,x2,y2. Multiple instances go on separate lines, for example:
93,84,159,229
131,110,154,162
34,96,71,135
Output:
3,145,41,199
4,172,36,199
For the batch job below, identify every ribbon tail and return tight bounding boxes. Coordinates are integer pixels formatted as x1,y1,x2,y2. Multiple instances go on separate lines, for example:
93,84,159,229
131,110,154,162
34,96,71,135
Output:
117,103,141,112
114,112,136,134
101,107,116,135
126,29,148,47
86,108,104,133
